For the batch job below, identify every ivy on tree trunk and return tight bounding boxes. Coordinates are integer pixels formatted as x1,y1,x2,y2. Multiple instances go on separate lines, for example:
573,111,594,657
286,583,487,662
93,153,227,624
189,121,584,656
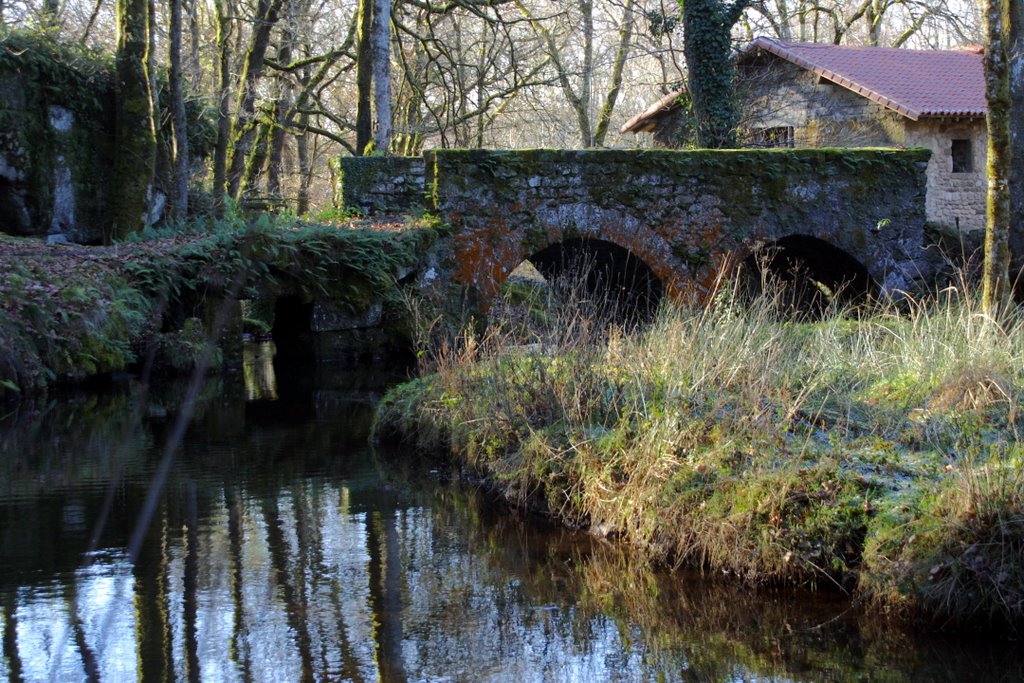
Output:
679,0,750,148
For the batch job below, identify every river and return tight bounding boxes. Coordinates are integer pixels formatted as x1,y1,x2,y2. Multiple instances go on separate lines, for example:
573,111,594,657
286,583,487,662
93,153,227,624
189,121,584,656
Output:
0,343,1021,682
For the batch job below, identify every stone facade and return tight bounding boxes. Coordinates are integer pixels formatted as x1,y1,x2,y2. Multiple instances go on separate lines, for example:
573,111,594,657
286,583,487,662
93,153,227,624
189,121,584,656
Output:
330,156,426,214
648,56,986,234
905,121,986,234
415,148,933,304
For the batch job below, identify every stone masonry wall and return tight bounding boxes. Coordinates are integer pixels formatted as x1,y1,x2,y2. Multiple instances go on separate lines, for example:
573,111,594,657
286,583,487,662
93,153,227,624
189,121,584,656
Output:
330,156,426,214
652,56,986,236
0,72,114,243
424,148,933,303
906,120,986,234
736,59,907,147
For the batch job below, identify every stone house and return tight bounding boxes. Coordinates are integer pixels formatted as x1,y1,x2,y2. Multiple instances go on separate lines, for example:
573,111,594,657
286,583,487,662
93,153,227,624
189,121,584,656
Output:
621,37,987,234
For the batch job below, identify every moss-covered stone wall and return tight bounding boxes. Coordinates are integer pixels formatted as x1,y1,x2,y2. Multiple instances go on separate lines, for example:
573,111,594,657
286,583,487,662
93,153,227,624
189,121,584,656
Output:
330,155,426,214
0,35,115,243
0,31,215,244
0,217,444,396
420,148,932,302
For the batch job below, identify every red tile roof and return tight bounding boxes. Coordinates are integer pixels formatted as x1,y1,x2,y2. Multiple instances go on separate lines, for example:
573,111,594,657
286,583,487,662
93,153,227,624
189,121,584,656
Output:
744,37,985,120
620,37,985,134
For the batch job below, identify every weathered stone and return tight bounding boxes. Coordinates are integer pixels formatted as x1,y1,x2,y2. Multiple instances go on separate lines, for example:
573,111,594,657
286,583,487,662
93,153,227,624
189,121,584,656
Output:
645,57,986,236
330,156,425,214
49,157,76,237
0,72,114,243
420,148,933,303
310,300,383,332
312,327,407,363
48,106,73,133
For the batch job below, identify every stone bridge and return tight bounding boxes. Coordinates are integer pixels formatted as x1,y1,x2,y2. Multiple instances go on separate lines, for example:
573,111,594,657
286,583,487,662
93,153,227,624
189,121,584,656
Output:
334,148,934,312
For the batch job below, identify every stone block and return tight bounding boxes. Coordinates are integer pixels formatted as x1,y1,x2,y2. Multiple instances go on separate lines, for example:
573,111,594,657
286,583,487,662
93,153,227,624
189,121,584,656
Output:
311,300,383,332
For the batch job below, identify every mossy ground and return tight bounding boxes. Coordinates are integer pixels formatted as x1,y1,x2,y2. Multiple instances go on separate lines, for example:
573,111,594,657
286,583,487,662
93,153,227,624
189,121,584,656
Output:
0,213,439,396
374,284,1024,632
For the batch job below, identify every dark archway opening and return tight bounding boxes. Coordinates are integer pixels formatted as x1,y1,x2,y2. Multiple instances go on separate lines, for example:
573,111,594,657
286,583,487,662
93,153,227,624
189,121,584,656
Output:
742,235,875,318
501,237,664,328
0,177,30,235
270,295,314,358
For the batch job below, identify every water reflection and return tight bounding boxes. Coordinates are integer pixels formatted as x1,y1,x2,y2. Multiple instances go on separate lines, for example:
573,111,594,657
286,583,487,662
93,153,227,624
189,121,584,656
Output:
0,345,1022,682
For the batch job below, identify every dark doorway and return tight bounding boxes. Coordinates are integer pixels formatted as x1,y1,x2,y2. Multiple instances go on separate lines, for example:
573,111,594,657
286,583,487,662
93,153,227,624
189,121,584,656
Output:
0,177,30,235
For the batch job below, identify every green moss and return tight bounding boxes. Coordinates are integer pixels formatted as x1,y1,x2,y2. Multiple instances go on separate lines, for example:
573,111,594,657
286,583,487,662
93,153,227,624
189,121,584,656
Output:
0,214,442,393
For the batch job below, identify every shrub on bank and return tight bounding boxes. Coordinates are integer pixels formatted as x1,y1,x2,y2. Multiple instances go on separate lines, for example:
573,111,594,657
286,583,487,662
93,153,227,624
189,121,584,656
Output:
373,284,1024,631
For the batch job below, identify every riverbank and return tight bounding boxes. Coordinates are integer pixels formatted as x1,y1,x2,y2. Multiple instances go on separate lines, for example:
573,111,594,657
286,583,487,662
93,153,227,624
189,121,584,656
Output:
0,213,439,397
373,289,1024,632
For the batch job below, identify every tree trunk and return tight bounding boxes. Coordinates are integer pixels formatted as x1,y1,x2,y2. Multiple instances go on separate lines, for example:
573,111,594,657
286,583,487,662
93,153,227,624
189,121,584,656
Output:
187,0,201,86
355,0,374,155
1007,0,1024,287
227,0,286,197
372,0,392,153
594,0,635,146
169,0,190,219
982,0,1013,315
212,0,231,203
296,110,311,214
241,118,272,198
267,4,297,197
267,108,289,198
109,0,157,241
580,0,594,146
82,0,104,42
681,0,749,148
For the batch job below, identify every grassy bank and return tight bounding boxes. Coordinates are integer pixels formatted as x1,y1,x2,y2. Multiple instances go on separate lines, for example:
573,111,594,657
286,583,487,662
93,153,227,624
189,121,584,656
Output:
0,213,438,396
374,285,1024,631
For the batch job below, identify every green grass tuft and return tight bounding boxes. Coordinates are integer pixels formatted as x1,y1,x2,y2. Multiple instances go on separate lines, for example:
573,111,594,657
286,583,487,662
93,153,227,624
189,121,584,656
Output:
375,278,1024,631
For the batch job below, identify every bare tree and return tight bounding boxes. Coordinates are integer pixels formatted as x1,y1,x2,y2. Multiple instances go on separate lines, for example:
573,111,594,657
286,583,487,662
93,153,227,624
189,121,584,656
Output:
372,0,392,152
168,0,189,218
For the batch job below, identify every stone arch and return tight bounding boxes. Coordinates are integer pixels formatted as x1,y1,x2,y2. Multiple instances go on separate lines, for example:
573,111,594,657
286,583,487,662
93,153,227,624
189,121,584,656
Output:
740,234,876,315
476,202,694,303
502,236,666,323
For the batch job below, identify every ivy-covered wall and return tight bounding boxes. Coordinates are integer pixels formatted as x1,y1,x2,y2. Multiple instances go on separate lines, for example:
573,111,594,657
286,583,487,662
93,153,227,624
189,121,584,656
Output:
0,33,115,243
419,148,933,302
0,31,215,244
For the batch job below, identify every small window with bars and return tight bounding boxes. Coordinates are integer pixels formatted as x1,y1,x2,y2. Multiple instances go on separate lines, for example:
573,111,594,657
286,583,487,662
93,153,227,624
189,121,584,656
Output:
751,126,795,148
951,138,973,173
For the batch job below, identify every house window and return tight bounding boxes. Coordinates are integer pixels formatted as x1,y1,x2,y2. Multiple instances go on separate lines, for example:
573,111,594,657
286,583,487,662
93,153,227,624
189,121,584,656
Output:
752,126,795,148
951,139,973,173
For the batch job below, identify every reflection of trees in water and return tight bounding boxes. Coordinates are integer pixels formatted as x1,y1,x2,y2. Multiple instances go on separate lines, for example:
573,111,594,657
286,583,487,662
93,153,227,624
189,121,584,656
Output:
2,385,1023,681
